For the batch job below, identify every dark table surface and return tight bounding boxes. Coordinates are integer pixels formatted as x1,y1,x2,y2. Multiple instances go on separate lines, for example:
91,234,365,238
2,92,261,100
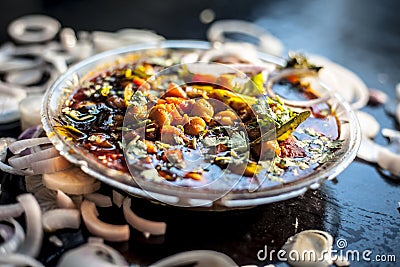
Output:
0,0,399,266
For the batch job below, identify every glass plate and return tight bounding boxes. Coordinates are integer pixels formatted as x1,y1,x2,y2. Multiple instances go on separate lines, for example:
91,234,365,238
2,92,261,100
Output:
41,40,361,210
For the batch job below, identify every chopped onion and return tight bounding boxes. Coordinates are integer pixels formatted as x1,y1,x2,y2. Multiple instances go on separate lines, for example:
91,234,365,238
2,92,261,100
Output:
0,253,44,267
0,203,23,220
16,194,43,258
123,197,166,237
8,147,59,170
42,209,81,232
8,137,50,154
0,218,25,254
151,250,237,267
57,241,128,267
31,155,72,174
56,190,76,209
84,193,112,208
81,200,130,242
43,167,100,195
112,190,124,208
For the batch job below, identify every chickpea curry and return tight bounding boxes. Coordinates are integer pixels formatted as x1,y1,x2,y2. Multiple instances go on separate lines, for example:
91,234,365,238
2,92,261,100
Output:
58,51,342,187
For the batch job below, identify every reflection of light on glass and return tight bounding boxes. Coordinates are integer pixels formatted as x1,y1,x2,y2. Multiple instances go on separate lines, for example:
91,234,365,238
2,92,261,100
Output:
199,9,215,24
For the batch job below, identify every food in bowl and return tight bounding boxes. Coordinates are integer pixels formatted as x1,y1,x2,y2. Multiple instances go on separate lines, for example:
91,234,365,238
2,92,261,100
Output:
56,50,342,188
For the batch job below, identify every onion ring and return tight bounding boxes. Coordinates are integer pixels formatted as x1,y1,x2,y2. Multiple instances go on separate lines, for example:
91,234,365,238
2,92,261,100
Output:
0,218,25,255
207,20,284,56
0,203,24,220
8,15,60,44
16,194,43,257
8,147,59,170
266,68,331,107
81,200,130,242
84,193,112,208
8,137,50,154
123,197,166,237
42,209,81,232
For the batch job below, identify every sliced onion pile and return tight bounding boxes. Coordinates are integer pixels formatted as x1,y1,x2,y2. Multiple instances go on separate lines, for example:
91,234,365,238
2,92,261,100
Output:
1,137,71,176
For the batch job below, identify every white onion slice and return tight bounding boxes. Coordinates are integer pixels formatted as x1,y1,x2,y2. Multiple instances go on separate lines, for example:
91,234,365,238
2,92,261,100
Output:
266,68,330,107
57,241,128,267
81,200,130,242
43,167,101,195
42,209,81,232
84,193,112,208
0,160,33,176
0,253,44,267
377,148,400,177
8,147,59,170
31,155,72,174
123,197,166,237
0,137,15,162
8,137,50,154
282,230,334,267
355,111,380,139
151,250,237,267
56,190,76,209
0,218,25,254
16,193,43,257
0,203,23,220
309,54,369,110
357,135,383,163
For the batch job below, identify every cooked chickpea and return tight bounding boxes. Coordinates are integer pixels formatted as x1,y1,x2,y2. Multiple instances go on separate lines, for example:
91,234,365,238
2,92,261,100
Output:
214,110,238,126
184,117,206,136
190,99,214,122
184,172,203,181
148,104,171,127
164,83,187,99
161,125,184,145
143,140,158,154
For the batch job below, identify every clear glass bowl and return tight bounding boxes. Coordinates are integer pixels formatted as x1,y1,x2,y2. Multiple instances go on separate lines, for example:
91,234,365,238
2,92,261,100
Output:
41,40,361,210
